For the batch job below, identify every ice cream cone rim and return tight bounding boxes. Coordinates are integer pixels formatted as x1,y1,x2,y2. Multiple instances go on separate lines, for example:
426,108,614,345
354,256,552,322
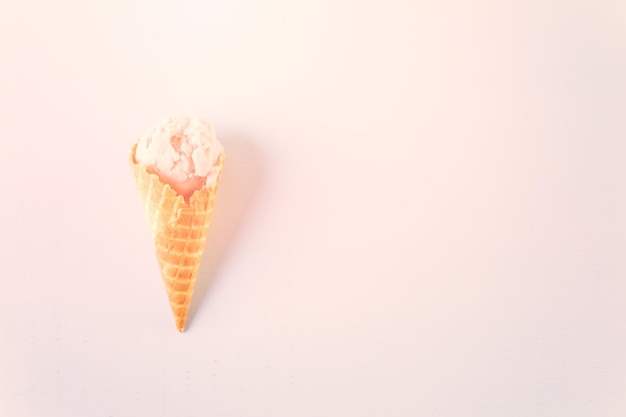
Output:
129,142,224,205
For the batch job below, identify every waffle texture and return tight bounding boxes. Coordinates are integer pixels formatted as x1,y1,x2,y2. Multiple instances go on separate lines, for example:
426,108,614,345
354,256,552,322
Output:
129,143,224,331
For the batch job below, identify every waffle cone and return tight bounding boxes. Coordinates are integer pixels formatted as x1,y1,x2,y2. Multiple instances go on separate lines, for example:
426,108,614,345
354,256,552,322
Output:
129,143,224,332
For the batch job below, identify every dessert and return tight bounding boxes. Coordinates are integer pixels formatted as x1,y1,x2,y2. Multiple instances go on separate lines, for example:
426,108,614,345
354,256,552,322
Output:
130,116,225,331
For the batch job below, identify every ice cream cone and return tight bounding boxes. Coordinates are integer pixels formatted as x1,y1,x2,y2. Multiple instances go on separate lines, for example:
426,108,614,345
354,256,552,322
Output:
129,143,224,331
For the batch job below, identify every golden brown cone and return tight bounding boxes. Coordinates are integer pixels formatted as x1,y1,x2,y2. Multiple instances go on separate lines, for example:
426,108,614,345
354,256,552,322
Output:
129,143,224,331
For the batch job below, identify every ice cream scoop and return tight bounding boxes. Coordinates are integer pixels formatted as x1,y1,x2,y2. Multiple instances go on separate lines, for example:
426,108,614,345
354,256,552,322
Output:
135,116,224,201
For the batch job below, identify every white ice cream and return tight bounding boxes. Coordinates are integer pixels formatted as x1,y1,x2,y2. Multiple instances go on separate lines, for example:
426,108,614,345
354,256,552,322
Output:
135,116,223,200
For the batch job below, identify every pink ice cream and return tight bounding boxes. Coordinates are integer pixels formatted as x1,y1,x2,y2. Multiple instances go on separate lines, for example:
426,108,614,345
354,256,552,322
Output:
135,116,224,201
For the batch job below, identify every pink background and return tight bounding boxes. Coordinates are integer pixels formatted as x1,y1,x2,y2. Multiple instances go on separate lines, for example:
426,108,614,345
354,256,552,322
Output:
1,0,626,415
